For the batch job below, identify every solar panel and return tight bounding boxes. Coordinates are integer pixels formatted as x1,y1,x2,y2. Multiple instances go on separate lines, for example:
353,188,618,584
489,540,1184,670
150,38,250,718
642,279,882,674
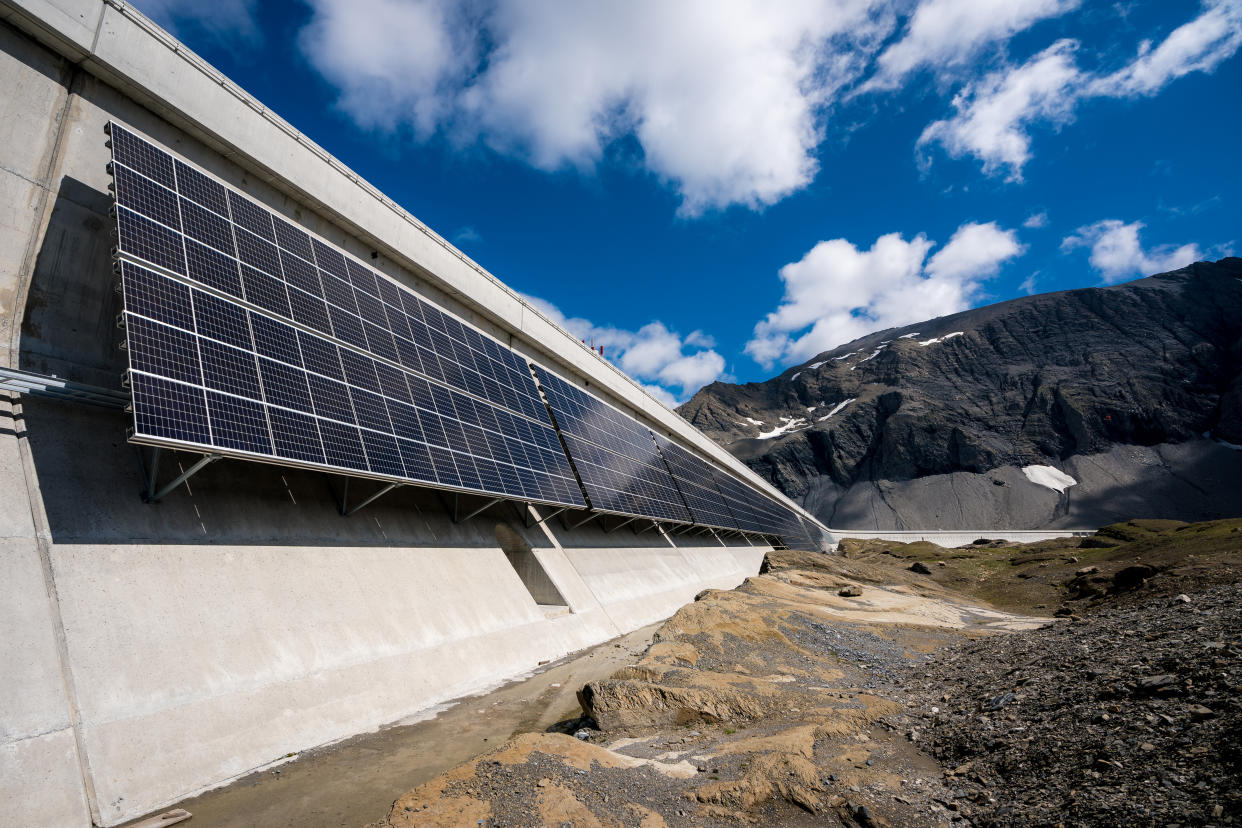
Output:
109,124,583,509
651,433,738,531
709,468,803,540
531,366,690,524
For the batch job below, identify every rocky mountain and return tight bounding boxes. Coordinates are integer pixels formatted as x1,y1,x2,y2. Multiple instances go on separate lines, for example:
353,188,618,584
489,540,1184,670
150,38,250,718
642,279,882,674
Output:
680,258,1242,530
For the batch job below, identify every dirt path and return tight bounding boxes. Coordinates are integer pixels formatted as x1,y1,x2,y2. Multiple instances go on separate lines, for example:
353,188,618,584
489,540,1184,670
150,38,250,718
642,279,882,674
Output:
123,624,659,828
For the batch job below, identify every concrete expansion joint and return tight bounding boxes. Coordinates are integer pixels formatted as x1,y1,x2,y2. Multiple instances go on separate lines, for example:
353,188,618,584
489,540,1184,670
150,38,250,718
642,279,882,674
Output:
0,161,54,191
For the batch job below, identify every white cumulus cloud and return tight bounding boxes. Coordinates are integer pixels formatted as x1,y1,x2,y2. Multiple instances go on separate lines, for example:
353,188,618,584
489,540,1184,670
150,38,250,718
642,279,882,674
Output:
299,0,478,136
1088,0,1242,97
1061,220,1201,283
746,221,1024,368
867,0,1081,89
523,296,726,404
919,0,1242,179
918,40,1082,181
299,0,893,216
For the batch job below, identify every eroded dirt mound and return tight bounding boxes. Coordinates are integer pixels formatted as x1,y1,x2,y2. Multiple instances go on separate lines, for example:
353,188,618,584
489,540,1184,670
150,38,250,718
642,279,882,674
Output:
372,549,1047,826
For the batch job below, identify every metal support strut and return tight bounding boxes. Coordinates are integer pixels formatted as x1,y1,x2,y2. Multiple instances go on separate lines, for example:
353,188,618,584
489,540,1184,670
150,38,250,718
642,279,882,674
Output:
143,449,222,502
340,481,403,516
523,505,568,529
568,511,600,529
455,495,503,524
635,520,660,535
604,515,638,534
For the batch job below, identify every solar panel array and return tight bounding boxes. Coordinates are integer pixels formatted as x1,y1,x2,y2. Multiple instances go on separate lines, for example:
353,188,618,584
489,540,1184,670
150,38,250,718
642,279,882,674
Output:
532,366,690,523
110,123,583,508
108,122,821,544
651,433,737,530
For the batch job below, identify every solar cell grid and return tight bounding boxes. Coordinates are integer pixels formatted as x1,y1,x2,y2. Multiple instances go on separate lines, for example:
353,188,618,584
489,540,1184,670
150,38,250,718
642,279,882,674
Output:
122,260,194,330
272,215,314,262
278,250,322,297
652,434,737,530
117,207,186,275
227,190,275,241
173,160,228,216
184,238,243,298
129,372,211,445
192,289,251,349
110,125,175,188
180,198,236,257
114,163,181,231
124,313,202,385
287,286,333,335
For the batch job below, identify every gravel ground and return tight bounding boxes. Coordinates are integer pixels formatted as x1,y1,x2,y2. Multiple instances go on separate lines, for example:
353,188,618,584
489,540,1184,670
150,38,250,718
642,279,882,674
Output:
905,583,1242,827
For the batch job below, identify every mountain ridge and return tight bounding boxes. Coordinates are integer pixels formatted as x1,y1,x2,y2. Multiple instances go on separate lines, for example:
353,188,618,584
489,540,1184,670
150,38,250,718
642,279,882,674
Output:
680,257,1242,529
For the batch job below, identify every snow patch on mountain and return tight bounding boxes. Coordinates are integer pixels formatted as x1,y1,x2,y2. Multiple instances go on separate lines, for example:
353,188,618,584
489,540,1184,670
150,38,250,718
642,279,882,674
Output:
758,416,809,440
817,398,856,422
1022,465,1077,493
919,332,964,346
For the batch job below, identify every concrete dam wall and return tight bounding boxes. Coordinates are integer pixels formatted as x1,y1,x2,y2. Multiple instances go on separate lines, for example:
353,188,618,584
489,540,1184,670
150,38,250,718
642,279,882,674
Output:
0,2,825,825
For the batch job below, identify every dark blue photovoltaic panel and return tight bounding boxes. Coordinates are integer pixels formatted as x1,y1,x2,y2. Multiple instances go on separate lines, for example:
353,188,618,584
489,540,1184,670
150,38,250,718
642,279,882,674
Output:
110,123,584,509
129,372,210,445
560,433,689,523
534,368,658,459
652,433,737,530
710,469,805,542
530,364,689,522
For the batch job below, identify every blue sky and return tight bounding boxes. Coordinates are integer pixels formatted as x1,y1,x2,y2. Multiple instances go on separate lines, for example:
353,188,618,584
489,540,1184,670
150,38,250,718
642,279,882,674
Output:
139,0,1241,405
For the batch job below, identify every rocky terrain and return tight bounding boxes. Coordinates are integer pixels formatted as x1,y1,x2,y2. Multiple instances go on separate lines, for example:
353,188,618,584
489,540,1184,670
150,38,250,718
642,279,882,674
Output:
678,258,1242,530
366,519,1242,827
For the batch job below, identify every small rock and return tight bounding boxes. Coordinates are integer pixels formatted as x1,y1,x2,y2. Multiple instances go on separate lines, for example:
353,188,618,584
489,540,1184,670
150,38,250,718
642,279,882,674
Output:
573,729,591,741
537,778,550,788
1173,594,1191,604
908,561,933,575
1137,675,1178,692
1140,742,1155,752
839,586,864,597
1189,705,1215,720
1113,564,1157,591
1076,566,1100,576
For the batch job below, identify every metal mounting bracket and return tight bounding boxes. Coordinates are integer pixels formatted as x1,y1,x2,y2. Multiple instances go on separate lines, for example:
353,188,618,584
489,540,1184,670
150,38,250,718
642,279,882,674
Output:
635,520,660,535
568,511,600,530
142,448,222,502
604,515,638,534
339,479,404,516
453,494,504,524
522,504,568,529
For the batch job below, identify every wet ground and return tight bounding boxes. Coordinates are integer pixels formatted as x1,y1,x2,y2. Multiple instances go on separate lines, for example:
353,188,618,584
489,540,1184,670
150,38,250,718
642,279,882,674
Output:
121,624,659,828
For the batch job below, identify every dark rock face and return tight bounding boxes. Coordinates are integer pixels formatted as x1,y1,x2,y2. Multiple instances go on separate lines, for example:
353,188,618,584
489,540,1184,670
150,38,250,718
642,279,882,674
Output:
679,259,1242,529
